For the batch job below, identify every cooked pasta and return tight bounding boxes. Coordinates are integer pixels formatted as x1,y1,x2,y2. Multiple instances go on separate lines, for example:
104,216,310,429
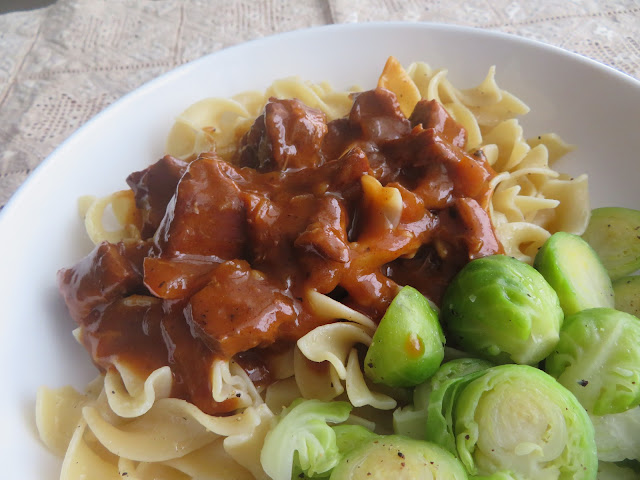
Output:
38,56,589,480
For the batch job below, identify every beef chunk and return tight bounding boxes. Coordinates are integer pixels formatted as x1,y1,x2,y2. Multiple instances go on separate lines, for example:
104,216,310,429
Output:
186,260,299,357
295,195,350,263
349,88,411,143
383,128,493,201
409,99,467,148
143,256,218,299
126,155,189,238
58,241,150,323
155,153,247,259
454,197,502,259
236,98,328,171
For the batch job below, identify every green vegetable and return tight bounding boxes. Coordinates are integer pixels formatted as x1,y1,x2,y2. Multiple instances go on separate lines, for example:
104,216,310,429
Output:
545,307,640,416
534,232,614,315
440,254,563,365
424,358,495,397
392,402,429,441
581,207,640,280
470,473,518,480
424,358,494,453
260,398,352,480
612,275,640,317
590,406,640,462
393,358,493,441
596,461,640,480
614,460,640,476
329,435,468,480
332,424,378,457
364,285,445,388
452,364,597,479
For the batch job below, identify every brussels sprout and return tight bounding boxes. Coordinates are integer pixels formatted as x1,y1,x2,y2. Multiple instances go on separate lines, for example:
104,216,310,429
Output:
470,473,518,480
581,207,640,280
534,232,614,316
441,255,563,365
452,364,597,479
329,435,468,480
393,358,493,441
260,398,351,480
545,307,640,416
424,358,494,454
590,406,640,462
332,424,379,457
596,461,640,480
392,403,429,440
424,358,495,397
612,275,640,317
365,286,445,388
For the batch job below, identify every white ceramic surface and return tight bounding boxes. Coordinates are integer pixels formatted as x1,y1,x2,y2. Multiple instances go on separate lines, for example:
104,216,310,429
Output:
0,22,638,478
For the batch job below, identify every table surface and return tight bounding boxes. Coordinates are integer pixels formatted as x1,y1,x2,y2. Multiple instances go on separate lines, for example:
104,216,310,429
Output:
1,0,638,210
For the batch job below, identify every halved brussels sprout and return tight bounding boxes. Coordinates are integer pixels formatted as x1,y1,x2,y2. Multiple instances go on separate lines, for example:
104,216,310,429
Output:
596,461,640,480
612,275,640,317
590,406,640,462
581,207,640,280
332,424,379,457
365,286,445,387
424,358,494,454
423,358,495,398
534,232,614,316
393,358,493,441
441,255,563,365
329,435,468,480
453,365,597,479
260,398,351,480
392,402,429,441
545,307,640,416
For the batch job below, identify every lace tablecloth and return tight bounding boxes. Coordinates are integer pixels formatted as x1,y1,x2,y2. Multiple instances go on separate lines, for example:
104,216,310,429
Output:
1,0,638,208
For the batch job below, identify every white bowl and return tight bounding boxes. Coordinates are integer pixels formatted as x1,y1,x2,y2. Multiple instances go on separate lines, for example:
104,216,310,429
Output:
0,22,638,478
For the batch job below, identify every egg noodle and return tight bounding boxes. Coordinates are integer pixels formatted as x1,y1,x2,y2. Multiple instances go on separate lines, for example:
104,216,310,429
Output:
36,57,589,479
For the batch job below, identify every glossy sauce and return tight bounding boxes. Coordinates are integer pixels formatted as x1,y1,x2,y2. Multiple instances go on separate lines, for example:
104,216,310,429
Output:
58,89,503,414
